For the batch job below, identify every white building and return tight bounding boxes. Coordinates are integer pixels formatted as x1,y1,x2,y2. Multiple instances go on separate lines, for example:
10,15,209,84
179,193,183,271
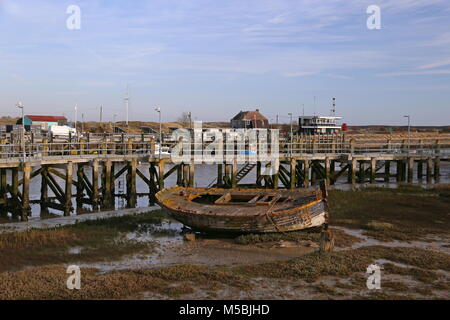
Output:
298,116,342,134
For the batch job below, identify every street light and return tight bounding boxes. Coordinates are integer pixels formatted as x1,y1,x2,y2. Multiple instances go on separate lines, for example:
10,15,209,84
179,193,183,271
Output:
16,102,26,162
113,114,117,134
155,107,162,158
404,115,411,153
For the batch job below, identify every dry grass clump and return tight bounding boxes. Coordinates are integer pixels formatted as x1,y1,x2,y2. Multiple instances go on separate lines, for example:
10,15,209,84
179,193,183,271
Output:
0,210,169,272
0,263,250,300
234,246,450,283
329,185,450,241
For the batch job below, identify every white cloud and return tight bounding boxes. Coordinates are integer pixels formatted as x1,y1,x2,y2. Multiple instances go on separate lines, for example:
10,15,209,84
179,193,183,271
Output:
417,58,450,69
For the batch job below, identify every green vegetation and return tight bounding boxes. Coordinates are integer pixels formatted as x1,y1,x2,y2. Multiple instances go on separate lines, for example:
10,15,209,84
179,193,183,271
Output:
0,210,169,272
328,185,450,241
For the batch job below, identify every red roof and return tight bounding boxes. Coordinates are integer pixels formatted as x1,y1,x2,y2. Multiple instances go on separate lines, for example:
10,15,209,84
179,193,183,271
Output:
26,115,67,122
231,109,268,121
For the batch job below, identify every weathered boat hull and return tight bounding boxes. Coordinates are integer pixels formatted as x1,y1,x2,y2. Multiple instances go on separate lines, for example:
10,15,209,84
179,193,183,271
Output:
156,185,329,234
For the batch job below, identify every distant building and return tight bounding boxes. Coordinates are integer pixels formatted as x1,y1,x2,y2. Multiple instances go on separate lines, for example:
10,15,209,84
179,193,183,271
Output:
231,109,269,129
298,116,342,134
17,115,68,130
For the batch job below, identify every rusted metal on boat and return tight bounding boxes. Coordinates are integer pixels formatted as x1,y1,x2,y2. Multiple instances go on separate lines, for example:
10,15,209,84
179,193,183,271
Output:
156,181,329,234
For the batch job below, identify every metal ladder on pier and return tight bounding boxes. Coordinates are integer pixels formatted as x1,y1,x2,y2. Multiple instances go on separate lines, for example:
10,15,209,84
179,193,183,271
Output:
236,163,256,183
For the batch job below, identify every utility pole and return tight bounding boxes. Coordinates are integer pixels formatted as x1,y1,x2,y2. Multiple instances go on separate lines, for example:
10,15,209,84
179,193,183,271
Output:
288,112,293,155
99,106,103,122
188,112,192,130
113,114,117,134
16,102,26,162
404,115,411,153
81,113,85,133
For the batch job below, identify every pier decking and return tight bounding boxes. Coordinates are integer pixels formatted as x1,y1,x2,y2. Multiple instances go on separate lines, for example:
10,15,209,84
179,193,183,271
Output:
0,134,448,221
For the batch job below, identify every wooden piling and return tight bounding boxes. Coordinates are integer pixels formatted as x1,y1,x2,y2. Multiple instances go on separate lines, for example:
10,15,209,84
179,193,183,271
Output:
290,158,297,189
189,161,195,187
22,165,31,221
370,158,376,183
407,157,414,183
64,162,73,216
384,160,390,183
426,157,433,184
434,157,440,183
126,159,137,207
40,167,49,214
303,159,309,188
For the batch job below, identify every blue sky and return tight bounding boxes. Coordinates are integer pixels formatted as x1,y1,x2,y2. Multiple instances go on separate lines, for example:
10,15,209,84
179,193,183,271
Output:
0,0,449,125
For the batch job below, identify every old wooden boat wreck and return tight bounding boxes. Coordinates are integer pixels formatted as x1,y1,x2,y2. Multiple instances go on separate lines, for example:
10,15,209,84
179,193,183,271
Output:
156,183,329,234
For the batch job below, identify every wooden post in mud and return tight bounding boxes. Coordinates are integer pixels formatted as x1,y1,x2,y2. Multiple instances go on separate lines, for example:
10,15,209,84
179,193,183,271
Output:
384,160,390,183
110,162,115,198
92,160,99,208
407,157,414,183
64,162,73,216
126,159,137,207
40,166,49,214
189,161,195,187
302,159,309,188
426,157,433,184
22,165,31,221
290,158,297,189
434,157,440,183
224,164,231,187
370,158,376,183
102,160,113,207
329,159,335,185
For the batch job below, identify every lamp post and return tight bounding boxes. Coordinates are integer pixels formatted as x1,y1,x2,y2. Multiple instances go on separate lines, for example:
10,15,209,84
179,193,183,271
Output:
113,114,117,134
404,115,411,153
155,107,162,158
16,102,26,162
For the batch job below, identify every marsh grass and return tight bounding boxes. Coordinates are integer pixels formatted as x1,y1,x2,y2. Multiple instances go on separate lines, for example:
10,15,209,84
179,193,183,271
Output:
0,210,169,272
328,185,450,241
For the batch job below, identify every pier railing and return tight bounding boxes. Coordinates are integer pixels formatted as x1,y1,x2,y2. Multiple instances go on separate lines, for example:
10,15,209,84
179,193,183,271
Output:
0,139,449,163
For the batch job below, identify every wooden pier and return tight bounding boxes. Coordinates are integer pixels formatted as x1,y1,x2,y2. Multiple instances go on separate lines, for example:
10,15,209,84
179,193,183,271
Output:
0,135,448,221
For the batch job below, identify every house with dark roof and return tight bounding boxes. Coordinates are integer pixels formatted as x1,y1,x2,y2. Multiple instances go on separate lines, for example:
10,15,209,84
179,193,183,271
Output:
17,115,68,129
230,109,269,129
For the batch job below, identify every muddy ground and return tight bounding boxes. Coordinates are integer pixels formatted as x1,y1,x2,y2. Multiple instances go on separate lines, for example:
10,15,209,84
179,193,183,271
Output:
0,184,449,300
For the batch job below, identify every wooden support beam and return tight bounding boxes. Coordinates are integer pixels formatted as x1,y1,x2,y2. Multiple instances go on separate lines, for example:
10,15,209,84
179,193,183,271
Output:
231,160,237,188
370,158,376,183
189,161,195,187
40,167,49,214
426,157,433,184
358,161,365,183
64,162,73,216
384,161,390,183
158,160,165,190
126,159,137,208
434,157,440,183
22,165,31,221
348,159,357,185
177,164,183,186
324,157,331,186
92,160,99,208
256,162,261,187
290,159,297,189
102,160,113,208
407,157,414,183
303,159,310,188
76,164,84,208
